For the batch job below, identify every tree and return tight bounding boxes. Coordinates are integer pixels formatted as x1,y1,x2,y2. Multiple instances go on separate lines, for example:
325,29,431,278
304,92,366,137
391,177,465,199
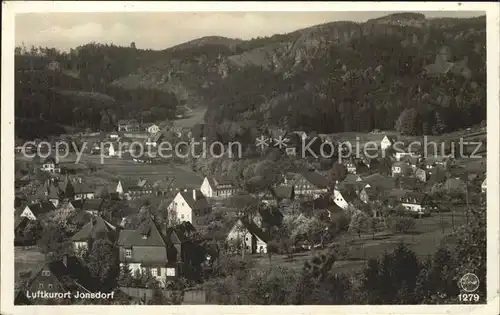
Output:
117,263,134,287
266,240,279,262
395,108,420,136
361,243,423,304
432,112,446,135
348,210,370,238
86,239,120,290
326,163,347,187
23,220,43,243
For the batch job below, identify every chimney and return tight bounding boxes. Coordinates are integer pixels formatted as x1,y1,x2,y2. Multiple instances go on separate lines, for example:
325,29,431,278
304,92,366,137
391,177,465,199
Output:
62,255,68,268
193,189,197,201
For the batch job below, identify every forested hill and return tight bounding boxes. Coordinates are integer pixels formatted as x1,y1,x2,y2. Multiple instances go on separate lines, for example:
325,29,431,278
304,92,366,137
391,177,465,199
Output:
15,13,485,141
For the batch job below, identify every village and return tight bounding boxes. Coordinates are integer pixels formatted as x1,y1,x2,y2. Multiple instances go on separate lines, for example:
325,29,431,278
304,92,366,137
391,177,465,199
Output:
14,117,487,305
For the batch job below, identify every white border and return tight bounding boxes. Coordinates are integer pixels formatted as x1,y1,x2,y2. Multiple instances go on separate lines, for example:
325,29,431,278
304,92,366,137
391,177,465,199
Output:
2,2,499,315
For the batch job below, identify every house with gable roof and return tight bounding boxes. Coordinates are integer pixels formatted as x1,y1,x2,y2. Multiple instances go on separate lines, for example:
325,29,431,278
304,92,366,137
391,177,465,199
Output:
227,218,270,254
200,176,237,199
71,216,117,251
23,255,98,304
289,169,329,198
117,216,182,285
167,189,212,227
21,201,56,221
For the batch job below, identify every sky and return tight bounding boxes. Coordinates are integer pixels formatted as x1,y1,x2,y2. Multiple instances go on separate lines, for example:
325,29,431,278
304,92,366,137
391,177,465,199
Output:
15,11,484,51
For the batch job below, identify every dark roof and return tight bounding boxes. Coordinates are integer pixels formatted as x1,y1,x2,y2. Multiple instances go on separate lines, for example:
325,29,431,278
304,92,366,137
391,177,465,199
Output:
14,211,29,230
207,176,235,188
118,216,166,247
297,170,329,189
343,174,363,183
256,207,283,227
73,182,94,194
240,219,270,243
362,173,395,190
71,216,116,242
30,256,98,292
26,201,55,216
270,186,294,200
70,198,105,211
179,190,210,210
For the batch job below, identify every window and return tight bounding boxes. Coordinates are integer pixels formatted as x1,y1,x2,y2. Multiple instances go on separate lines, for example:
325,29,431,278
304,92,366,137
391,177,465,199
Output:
42,270,50,276
151,268,157,277
125,249,132,258
48,284,53,289
181,214,185,220
166,268,176,277
39,283,44,289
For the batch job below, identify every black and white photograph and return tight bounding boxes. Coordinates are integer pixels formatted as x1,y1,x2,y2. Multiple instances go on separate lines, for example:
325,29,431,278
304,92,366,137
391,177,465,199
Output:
1,1,499,313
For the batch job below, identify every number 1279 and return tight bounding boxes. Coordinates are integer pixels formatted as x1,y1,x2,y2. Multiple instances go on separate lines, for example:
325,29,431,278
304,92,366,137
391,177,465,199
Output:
458,293,480,302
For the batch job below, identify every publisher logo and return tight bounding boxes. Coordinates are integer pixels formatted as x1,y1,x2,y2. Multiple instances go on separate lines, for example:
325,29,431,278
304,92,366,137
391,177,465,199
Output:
459,273,480,293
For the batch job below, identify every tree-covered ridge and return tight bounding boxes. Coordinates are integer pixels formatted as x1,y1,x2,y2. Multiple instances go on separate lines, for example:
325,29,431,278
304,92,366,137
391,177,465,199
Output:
14,13,486,140
200,14,486,142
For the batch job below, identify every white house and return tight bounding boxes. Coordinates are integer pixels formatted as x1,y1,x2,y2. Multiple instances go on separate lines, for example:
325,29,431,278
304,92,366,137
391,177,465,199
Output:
167,189,212,227
332,188,354,210
40,157,60,173
379,135,396,151
145,123,160,135
399,192,431,215
226,219,269,254
200,176,237,199
21,201,56,221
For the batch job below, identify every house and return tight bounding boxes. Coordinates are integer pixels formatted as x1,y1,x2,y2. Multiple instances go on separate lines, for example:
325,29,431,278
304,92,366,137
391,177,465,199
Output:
71,216,117,252
373,134,396,151
144,123,160,135
424,156,451,170
117,216,182,286
261,186,295,206
117,119,141,132
167,189,212,227
41,156,60,173
21,201,56,220
391,161,412,177
345,161,358,174
414,168,427,182
200,176,237,199
443,177,465,192
250,207,284,231
399,191,432,215
359,187,381,204
69,198,106,216
72,179,95,200
362,173,396,191
226,218,270,254
395,151,421,162
290,170,329,198
122,179,155,200
23,255,98,304
481,174,487,193
31,180,63,207
332,184,358,210
14,213,31,245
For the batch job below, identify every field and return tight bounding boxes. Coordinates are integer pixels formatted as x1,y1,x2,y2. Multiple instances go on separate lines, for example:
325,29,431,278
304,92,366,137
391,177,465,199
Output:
251,211,467,274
